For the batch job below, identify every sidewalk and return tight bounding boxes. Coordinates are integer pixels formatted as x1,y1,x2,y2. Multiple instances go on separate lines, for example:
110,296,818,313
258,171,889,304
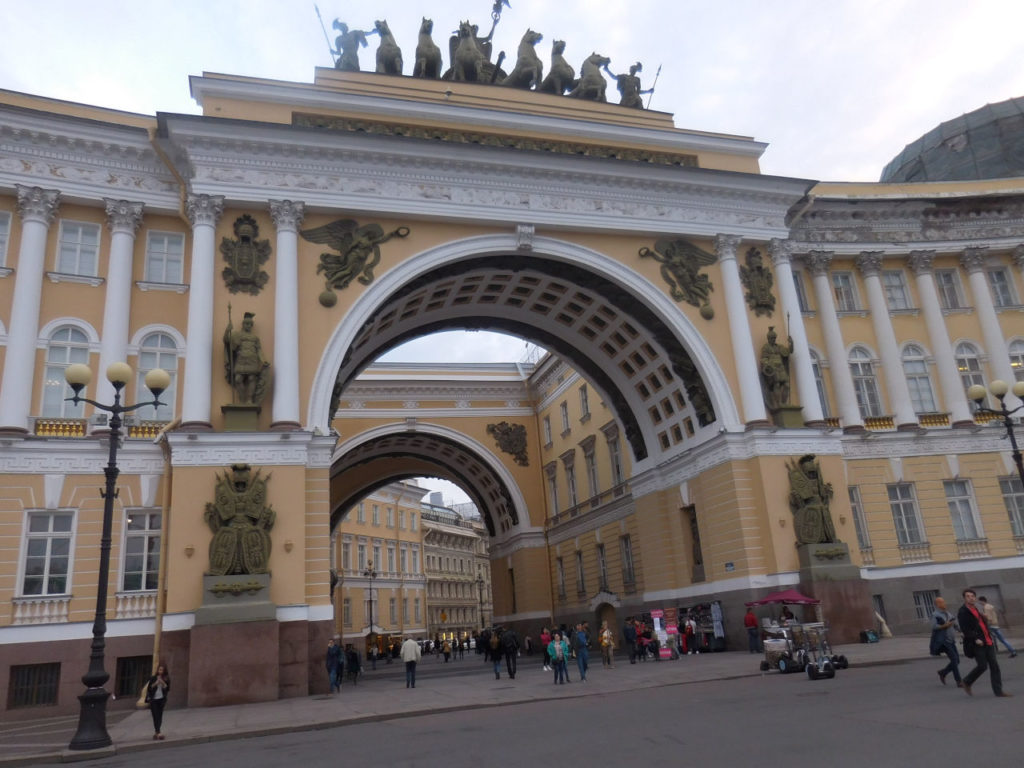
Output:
5,634,1018,766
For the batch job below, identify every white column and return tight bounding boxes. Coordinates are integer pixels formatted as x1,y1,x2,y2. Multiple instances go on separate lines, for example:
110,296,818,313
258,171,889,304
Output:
269,200,305,429
804,251,862,429
855,252,917,428
715,234,768,425
97,199,144,406
0,185,61,433
962,247,1020,407
769,239,823,424
181,194,223,428
907,251,973,426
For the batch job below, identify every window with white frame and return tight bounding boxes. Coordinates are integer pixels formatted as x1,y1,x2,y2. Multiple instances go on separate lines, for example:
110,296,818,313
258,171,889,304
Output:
848,486,870,550
410,511,417,531
575,550,585,593
343,597,351,625
414,597,421,623
357,543,366,570
935,270,963,310
888,482,924,545
987,268,1016,307
832,271,859,311
579,384,590,420
0,211,10,266
542,416,552,445
122,509,160,591
42,326,90,418
56,221,100,276
399,510,405,529
556,556,566,597
955,342,987,408
373,543,381,567
372,504,379,526
21,511,73,596
901,344,936,413
1000,476,1024,537
620,535,635,583
136,332,178,420
810,351,831,418
584,447,599,499
403,598,409,623
913,589,939,620
411,547,419,574
144,232,185,284
1010,340,1024,383
792,270,811,312
563,457,578,507
545,464,558,513
387,545,395,573
883,270,911,310
386,507,394,528
944,480,982,541
342,541,351,571
559,401,570,434
849,346,882,418
356,502,365,523
606,432,623,486
389,597,397,624
400,548,407,573
596,544,608,590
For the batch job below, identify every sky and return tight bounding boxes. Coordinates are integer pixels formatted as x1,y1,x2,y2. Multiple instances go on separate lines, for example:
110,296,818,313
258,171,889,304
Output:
4,0,1023,503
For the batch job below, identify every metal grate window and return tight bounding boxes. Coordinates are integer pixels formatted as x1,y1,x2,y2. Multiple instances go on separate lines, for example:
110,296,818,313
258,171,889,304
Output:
8,663,60,709
913,590,939,621
115,655,153,698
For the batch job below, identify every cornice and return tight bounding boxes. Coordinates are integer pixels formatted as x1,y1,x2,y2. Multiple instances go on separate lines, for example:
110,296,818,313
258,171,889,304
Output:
0,437,163,475
0,106,179,211
342,380,530,401
839,427,1014,460
166,431,336,467
546,494,635,545
488,527,546,558
335,406,536,419
158,114,809,240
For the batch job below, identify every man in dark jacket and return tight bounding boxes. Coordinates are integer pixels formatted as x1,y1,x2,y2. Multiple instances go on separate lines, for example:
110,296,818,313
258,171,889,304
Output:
501,627,520,679
957,588,1011,697
623,618,638,663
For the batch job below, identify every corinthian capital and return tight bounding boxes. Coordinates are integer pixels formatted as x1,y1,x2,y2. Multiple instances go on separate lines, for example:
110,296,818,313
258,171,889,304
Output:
906,250,936,275
714,234,741,262
769,238,794,267
854,251,885,278
16,185,61,226
104,198,144,235
185,194,224,228
269,200,305,233
960,247,989,274
802,250,833,277
1012,244,1024,269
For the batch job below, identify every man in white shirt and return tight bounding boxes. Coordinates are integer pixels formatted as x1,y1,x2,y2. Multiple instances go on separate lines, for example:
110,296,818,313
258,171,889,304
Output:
401,636,422,688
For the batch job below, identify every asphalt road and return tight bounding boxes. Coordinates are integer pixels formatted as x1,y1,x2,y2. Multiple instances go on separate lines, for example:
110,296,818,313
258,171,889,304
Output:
77,658,1023,768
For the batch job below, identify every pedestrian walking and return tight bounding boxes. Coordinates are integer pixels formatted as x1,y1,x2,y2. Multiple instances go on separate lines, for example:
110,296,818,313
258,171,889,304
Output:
931,597,962,688
573,623,589,681
144,662,171,741
548,632,570,684
540,626,552,671
958,588,1011,698
489,628,503,678
599,621,615,667
368,643,377,670
345,644,361,685
502,626,520,679
978,597,1017,657
442,639,451,662
744,607,760,654
401,635,421,688
326,636,342,694
623,618,638,664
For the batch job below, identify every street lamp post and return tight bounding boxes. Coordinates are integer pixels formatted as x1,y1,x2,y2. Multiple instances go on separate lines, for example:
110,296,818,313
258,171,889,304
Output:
363,561,377,637
65,362,170,751
476,576,485,629
968,379,1024,488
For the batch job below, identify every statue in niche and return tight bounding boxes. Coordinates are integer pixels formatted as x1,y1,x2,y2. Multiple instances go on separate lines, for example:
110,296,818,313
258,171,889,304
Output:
300,219,410,307
223,307,270,405
639,237,716,319
602,62,652,109
537,40,575,95
413,18,443,79
759,326,794,411
220,214,270,295
568,53,610,101
205,464,276,576
333,20,372,72
788,454,837,545
486,421,529,466
739,247,776,316
374,20,403,75
501,29,544,89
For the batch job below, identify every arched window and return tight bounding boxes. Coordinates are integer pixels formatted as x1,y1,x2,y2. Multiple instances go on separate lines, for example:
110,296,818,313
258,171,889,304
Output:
849,346,882,418
136,333,178,421
810,350,831,418
42,327,90,417
955,342,986,409
1010,340,1024,383
901,344,936,414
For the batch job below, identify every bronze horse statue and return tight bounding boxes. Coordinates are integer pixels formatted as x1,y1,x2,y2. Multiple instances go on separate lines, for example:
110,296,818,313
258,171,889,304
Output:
374,20,403,75
568,53,610,101
413,17,442,79
538,39,574,95
501,29,544,89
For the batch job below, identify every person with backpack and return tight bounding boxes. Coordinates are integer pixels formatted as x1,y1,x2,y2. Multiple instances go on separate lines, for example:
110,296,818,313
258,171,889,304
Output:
502,626,520,679
548,631,570,684
573,623,589,682
489,628,503,679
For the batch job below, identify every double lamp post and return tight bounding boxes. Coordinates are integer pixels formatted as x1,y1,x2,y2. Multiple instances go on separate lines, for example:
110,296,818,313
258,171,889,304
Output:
967,379,1024,488
64,361,170,751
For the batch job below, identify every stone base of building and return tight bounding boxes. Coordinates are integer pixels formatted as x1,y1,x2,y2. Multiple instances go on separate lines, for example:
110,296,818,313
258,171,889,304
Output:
188,618,280,707
194,574,276,626
797,542,873,644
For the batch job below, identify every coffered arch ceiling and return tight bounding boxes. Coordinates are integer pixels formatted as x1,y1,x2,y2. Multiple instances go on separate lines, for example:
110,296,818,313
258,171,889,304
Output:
329,431,519,537
330,254,721,465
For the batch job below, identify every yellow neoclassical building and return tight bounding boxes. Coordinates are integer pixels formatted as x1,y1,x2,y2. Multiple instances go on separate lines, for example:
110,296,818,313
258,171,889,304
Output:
2,55,1024,719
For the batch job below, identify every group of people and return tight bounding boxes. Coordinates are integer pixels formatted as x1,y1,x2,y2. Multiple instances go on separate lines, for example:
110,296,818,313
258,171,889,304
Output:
535,621,616,683
481,626,521,679
931,590,1015,697
324,636,364,693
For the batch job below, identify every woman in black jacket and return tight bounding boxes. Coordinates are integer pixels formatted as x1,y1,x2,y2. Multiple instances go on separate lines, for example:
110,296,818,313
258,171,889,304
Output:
145,663,171,739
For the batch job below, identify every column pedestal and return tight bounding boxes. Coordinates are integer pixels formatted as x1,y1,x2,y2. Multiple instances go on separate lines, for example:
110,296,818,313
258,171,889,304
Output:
797,543,872,644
